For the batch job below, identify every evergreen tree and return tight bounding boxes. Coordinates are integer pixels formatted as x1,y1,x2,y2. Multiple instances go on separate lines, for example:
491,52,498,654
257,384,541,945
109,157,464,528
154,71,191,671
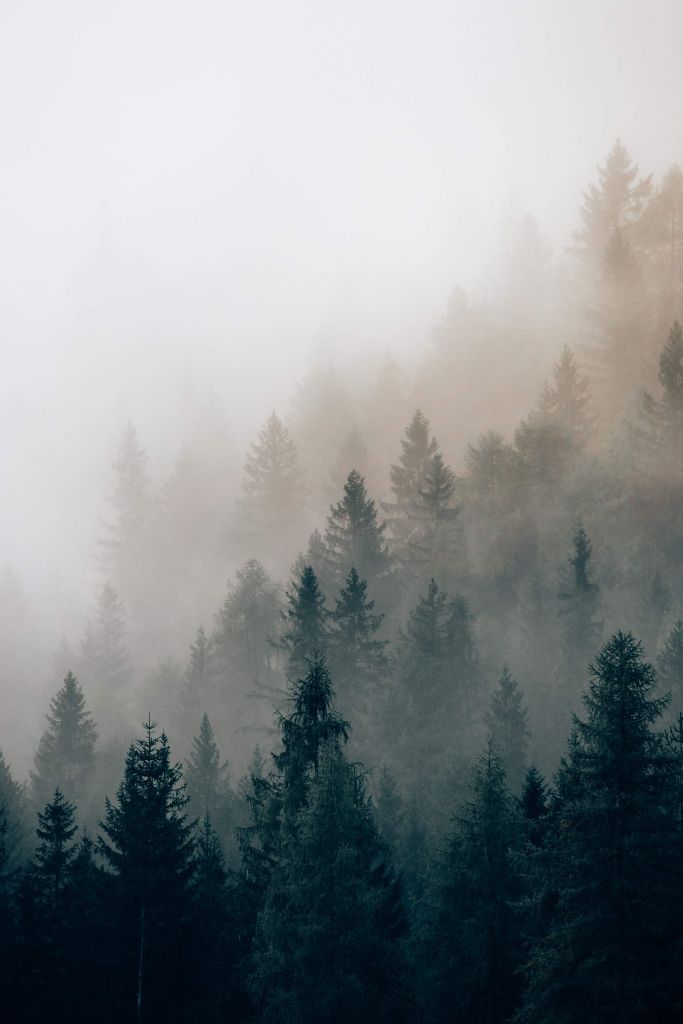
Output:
180,624,213,716
31,671,97,811
486,666,530,793
409,452,463,583
373,764,404,856
185,714,237,862
573,140,651,266
389,580,478,824
323,470,391,591
80,583,132,733
558,521,601,708
389,410,438,508
0,748,28,873
99,718,196,1023
640,164,683,329
213,559,280,702
329,567,387,734
250,739,411,1024
279,565,329,679
519,633,683,1022
536,344,592,450
240,411,305,561
465,430,517,507
644,321,683,461
583,227,652,426
422,747,524,1024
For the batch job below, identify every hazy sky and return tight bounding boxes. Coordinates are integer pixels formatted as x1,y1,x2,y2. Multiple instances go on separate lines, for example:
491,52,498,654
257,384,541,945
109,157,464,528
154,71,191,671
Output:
2,0,683,589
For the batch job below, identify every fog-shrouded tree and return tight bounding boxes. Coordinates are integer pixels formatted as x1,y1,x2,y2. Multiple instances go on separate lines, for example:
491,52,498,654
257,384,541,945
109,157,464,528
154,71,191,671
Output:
640,164,683,329
0,749,28,875
486,666,530,794
422,746,524,1024
465,431,518,508
519,633,683,1023
408,452,463,585
250,737,411,1024
643,320,683,464
573,140,651,267
536,344,592,451
186,713,238,864
99,718,196,1022
384,410,439,549
31,671,97,812
278,565,329,681
558,521,601,710
520,766,550,848
657,618,683,715
323,470,391,595
239,411,306,564
329,567,388,742
79,582,132,735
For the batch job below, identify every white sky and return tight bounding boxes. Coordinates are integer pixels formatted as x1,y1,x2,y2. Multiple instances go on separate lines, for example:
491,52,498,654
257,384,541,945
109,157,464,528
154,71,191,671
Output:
1,0,683,588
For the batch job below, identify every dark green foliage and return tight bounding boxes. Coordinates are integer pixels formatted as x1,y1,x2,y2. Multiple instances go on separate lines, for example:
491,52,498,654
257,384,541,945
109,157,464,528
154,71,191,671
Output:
0,749,28,874
99,718,196,1023
486,666,530,793
186,713,238,864
422,747,524,1024
250,739,411,1024
329,567,387,736
279,565,329,679
31,671,97,811
519,633,683,1023
520,766,550,847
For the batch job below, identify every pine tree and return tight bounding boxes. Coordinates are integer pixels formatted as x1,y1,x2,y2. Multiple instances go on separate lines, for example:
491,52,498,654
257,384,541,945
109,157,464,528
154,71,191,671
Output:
390,410,438,507
240,411,305,560
558,521,601,708
486,666,530,793
389,580,478,824
465,430,517,507
0,748,28,873
250,739,411,1024
583,227,652,426
409,452,463,583
645,321,683,461
99,422,151,583
373,764,404,855
186,714,236,862
329,567,387,734
31,671,97,811
573,140,651,266
422,747,524,1024
537,344,592,450
99,718,196,1022
640,164,683,329
80,583,132,734
323,470,391,591
180,624,213,716
520,633,683,1022
279,565,329,679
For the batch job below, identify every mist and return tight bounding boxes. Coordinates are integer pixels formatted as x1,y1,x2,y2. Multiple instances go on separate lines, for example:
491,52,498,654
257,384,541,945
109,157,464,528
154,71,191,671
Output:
3,2,683,1021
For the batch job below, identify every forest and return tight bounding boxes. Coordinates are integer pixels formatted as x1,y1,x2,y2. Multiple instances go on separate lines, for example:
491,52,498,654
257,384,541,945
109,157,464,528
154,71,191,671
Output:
3,139,683,1022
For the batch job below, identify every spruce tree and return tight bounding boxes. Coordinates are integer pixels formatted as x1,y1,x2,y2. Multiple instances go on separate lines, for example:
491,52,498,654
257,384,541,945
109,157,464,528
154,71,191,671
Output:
409,452,462,582
31,671,97,811
239,411,305,560
558,521,601,708
520,766,550,848
250,739,411,1024
486,666,530,794
389,409,438,508
279,565,329,679
422,747,524,1024
180,624,213,717
80,583,132,734
99,718,196,1022
0,748,28,873
186,714,237,862
519,633,683,1022
329,567,387,734
465,430,517,507
323,469,391,591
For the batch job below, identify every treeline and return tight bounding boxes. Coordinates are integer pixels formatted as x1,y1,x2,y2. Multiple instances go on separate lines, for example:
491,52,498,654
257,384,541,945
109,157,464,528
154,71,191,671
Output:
1,632,683,1022
2,139,683,1020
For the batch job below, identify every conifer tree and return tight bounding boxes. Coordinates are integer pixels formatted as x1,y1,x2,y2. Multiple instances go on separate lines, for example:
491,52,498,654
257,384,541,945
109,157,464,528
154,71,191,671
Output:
558,521,601,707
279,565,329,679
0,748,28,873
644,321,683,460
390,580,477,823
186,714,237,861
486,666,530,793
373,764,404,856
390,410,438,508
465,431,517,507
99,718,196,1022
31,671,97,811
422,747,524,1024
409,452,463,582
80,583,132,733
640,164,683,328
519,633,683,1022
323,469,391,591
180,624,213,715
212,559,280,701
240,411,305,560
520,766,550,848
329,567,387,732
573,140,651,266
250,739,411,1024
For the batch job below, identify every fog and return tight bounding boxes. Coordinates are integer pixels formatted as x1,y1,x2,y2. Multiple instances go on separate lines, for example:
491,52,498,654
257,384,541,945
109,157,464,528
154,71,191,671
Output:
2,0,682,590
